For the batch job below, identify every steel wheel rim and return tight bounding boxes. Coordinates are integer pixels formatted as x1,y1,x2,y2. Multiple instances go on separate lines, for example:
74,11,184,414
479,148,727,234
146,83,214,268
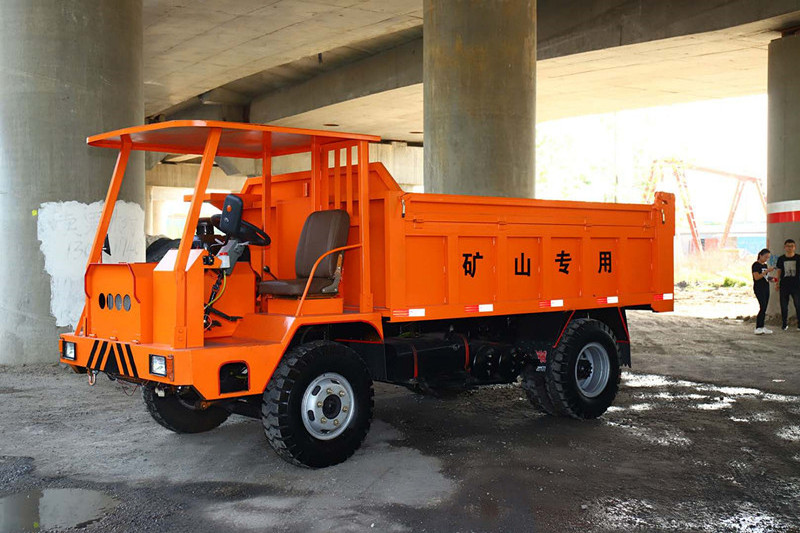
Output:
574,342,610,398
301,372,356,440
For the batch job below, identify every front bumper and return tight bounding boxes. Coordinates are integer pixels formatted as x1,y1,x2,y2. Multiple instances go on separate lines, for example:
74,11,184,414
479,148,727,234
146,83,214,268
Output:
58,334,282,400
59,335,176,383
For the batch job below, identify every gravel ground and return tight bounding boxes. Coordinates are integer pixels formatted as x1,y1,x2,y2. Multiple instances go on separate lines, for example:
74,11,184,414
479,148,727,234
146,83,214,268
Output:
1,298,799,532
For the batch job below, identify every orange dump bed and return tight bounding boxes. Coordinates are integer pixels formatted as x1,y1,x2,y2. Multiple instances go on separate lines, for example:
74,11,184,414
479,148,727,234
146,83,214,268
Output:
382,190,675,317
236,162,675,320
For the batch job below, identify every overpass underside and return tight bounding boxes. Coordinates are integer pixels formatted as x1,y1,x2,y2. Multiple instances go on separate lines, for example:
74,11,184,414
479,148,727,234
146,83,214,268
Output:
257,19,789,140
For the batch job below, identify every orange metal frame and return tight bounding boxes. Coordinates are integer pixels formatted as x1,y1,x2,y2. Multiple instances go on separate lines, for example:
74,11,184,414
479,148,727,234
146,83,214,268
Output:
60,120,674,401
645,159,767,252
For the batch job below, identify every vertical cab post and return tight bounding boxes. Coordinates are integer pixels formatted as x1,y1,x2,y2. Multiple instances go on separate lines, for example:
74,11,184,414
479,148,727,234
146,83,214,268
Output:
310,136,320,210
80,135,132,335
173,127,222,348
357,140,373,312
261,132,272,271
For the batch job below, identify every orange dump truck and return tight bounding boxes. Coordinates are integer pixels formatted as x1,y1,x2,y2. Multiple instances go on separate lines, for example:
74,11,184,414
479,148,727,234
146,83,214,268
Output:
59,121,674,467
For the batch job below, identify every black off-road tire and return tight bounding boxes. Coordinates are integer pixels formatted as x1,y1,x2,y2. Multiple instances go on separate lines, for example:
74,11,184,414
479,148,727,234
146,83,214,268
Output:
545,318,621,419
521,365,562,416
142,386,229,433
262,340,374,468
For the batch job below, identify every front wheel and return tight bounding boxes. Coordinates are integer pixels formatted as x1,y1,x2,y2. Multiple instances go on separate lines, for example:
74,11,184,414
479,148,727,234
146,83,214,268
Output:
262,341,374,468
142,386,229,433
545,319,621,419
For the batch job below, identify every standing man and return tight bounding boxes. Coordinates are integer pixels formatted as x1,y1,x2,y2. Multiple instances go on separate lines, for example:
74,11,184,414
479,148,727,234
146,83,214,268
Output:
775,239,800,330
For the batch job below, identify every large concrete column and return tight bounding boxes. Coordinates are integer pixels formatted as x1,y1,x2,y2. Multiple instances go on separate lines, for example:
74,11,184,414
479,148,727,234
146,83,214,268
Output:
767,32,800,318
0,1,144,364
424,0,536,197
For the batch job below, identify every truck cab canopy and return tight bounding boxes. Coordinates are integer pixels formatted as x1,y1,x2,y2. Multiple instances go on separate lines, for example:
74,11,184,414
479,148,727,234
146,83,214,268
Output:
87,120,380,157
80,120,383,344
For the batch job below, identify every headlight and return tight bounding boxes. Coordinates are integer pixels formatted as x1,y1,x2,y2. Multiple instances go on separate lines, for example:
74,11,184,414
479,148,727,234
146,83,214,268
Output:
150,355,167,377
62,341,76,361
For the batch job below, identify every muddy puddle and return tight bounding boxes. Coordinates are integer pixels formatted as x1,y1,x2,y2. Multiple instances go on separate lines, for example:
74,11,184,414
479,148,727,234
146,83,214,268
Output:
0,488,117,532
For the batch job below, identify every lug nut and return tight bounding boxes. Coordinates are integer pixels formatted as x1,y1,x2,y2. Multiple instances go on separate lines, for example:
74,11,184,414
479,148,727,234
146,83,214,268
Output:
327,388,333,394
317,401,323,407
338,390,345,397
333,419,340,426
321,417,327,423
342,406,349,412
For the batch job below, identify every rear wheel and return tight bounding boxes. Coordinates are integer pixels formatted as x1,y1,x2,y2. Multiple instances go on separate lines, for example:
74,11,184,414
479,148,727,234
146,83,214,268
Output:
262,341,374,468
142,386,229,433
521,365,561,416
545,319,621,419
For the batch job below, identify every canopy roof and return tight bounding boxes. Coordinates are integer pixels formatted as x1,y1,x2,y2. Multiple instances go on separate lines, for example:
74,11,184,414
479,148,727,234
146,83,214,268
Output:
87,120,381,158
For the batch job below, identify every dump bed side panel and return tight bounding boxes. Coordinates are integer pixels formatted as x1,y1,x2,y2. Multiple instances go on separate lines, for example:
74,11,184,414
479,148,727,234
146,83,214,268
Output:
384,191,675,320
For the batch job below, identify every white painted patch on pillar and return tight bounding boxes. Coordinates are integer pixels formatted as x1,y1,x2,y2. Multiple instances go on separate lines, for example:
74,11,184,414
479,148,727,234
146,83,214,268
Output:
37,200,145,329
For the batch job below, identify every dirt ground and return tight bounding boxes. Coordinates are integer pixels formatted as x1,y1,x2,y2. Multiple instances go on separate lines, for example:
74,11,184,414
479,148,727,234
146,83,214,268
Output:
1,286,799,532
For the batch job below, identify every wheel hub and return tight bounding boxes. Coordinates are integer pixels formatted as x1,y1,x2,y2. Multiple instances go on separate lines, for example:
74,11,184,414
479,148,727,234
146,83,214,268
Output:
574,342,610,398
576,359,592,380
322,394,342,418
301,373,355,440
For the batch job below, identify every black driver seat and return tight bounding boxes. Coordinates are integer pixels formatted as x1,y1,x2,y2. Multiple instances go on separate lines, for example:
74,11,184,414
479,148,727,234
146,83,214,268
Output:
258,209,350,297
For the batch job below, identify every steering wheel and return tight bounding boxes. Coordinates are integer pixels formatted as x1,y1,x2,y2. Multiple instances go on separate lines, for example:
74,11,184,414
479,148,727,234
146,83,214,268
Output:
209,214,270,247
238,219,271,246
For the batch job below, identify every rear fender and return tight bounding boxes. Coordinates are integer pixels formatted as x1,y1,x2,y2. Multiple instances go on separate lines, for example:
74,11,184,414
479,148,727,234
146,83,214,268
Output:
566,308,631,367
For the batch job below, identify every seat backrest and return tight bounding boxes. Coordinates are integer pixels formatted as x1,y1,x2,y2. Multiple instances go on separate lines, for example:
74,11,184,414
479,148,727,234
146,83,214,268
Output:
219,194,244,236
296,210,350,279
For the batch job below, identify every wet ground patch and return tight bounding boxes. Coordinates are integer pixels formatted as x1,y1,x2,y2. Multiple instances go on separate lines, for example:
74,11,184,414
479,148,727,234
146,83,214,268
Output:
0,488,117,532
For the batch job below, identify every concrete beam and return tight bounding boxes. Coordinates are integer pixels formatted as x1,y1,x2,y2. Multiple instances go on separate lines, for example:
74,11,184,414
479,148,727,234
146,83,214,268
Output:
147,163,246,190
536,0,800,58
251,39,422,124
250,0,800,125
161,102,246,123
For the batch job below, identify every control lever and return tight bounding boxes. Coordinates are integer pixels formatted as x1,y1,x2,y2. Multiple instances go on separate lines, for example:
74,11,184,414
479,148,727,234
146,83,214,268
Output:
262,265,278,280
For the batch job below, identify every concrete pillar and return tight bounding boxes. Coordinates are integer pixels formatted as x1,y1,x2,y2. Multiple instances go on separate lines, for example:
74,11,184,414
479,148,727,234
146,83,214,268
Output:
423,0,536,197
767,32,800,318
0,1,144,364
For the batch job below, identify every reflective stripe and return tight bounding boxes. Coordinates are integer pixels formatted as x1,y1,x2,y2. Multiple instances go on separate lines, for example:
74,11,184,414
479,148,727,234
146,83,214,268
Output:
767,200,800,214
125,344,139,378
768,212,800,223
94,342,109,370
539,299,564,308
116,343,129,376
85,340,100,368
767,201,800,223
393,308,425,318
